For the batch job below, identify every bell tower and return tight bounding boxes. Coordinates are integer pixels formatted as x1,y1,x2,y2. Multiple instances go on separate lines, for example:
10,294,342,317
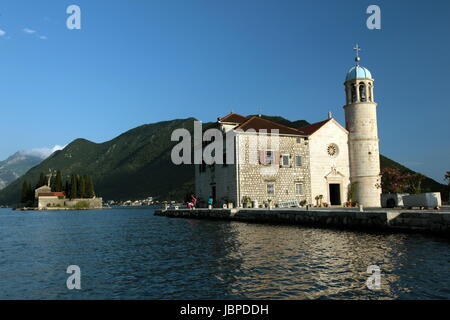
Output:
344,44,381,207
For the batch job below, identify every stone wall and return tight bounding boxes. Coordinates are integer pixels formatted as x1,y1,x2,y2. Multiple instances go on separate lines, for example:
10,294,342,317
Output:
38,197,102,209
344,99,382,207
195,131,312,208
236,133,311,207
64,198,103,209
38,196,65,209
155,208,450,238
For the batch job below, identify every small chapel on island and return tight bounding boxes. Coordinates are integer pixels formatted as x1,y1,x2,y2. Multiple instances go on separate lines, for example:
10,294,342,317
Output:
195,46,382,208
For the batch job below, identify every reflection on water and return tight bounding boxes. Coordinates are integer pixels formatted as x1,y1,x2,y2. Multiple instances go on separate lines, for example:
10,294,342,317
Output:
220,223,402,299
0,208,449,299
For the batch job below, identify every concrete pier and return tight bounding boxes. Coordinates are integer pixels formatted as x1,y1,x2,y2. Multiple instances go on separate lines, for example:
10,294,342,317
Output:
155,208,450,238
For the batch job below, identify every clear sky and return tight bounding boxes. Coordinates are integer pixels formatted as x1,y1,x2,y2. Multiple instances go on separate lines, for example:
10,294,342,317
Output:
0,0,449,182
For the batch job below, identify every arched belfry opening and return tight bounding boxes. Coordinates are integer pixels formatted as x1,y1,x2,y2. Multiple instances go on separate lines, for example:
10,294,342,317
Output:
359,82,367,102
345,78,374,104
351,85,357,103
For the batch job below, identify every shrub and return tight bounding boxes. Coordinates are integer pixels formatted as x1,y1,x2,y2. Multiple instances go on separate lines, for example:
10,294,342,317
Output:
72,201,90,209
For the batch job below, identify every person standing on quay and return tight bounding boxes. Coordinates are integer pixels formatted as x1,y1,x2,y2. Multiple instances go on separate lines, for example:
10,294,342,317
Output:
191,194,197,209
207,196,213,209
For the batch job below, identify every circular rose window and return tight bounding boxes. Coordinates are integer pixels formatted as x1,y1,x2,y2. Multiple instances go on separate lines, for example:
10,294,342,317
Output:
327,144,339,157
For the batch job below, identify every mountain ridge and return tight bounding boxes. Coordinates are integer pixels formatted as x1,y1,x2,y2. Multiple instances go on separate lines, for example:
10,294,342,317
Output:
0,116,445,205
0,152,45,190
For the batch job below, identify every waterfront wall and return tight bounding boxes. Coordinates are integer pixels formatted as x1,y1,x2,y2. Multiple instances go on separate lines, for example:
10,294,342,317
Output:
155,208,450,237
64,198,103,209
38,197,102,209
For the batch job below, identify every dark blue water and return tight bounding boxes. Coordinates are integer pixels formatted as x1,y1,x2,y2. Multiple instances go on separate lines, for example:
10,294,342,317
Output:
0,207,449,299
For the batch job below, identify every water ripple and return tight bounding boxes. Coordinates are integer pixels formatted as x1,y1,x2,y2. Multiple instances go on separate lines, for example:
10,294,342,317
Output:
0,208,449,299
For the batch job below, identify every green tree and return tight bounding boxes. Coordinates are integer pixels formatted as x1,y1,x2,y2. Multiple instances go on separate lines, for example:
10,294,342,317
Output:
382,168,426,194
64,180,70,195
70,174,78,199
405,173,425,194
85,175,95,198
77,175,85,198
54,170,63,192
381,168,406,193
36,172,47,188
347,182,358,204
21,181,34,206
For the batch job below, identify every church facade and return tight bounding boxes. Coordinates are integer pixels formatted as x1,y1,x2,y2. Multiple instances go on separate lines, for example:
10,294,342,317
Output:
195,53,381,208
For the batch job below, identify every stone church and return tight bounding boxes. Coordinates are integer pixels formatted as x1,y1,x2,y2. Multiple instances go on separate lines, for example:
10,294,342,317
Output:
195,51,381,208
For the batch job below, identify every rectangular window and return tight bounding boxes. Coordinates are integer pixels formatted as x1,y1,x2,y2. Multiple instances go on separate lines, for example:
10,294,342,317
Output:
296,137,302,143
295,183,304,196
295,155,303,167
266,151,275,164
267,183,275,195
282,154,290,167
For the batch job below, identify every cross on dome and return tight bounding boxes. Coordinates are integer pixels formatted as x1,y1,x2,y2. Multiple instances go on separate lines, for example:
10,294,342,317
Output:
353,44,361,65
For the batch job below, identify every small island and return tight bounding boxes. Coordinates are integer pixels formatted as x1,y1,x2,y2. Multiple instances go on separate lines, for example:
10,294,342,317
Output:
18,170,102,210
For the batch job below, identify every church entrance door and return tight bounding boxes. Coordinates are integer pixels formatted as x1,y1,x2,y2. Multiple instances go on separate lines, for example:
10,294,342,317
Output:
329,184,341,205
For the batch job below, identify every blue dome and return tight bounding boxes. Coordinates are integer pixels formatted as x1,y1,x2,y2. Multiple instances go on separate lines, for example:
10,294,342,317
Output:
346,65,372,81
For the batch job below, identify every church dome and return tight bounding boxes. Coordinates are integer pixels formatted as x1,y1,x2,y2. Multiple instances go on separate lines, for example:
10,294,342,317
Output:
346,65,372,81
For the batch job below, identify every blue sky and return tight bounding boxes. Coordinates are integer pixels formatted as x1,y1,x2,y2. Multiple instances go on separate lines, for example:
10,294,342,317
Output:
0,0,449,183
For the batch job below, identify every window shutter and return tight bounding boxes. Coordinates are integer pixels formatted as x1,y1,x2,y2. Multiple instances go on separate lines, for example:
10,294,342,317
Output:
296,155,302,167
274,152,281,165
259,150,266,165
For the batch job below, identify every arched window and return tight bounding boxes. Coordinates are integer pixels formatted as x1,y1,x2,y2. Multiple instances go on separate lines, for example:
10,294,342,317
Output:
359,82,367,102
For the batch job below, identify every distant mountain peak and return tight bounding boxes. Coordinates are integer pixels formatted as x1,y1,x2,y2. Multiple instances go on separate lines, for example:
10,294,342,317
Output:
0,145,66,190
16,145,66,159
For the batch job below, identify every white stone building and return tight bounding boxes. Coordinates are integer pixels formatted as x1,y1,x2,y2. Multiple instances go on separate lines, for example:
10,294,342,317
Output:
195,53,381,208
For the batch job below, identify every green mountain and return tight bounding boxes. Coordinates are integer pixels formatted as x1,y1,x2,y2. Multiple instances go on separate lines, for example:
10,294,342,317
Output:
0,118,197,205
0,116,446,205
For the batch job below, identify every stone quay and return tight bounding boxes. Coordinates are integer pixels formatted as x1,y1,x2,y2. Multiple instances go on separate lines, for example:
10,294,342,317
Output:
155,207,450,238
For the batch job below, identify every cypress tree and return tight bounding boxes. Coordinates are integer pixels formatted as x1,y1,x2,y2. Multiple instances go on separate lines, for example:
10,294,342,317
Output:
21,181,34,205
54,170,63,192
78,175,86,198
37,172,46,188
64,180,70,196
70,174,77,199
85,176,95,198
75,175,82,198
82,175,87,198
92,177,96,198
